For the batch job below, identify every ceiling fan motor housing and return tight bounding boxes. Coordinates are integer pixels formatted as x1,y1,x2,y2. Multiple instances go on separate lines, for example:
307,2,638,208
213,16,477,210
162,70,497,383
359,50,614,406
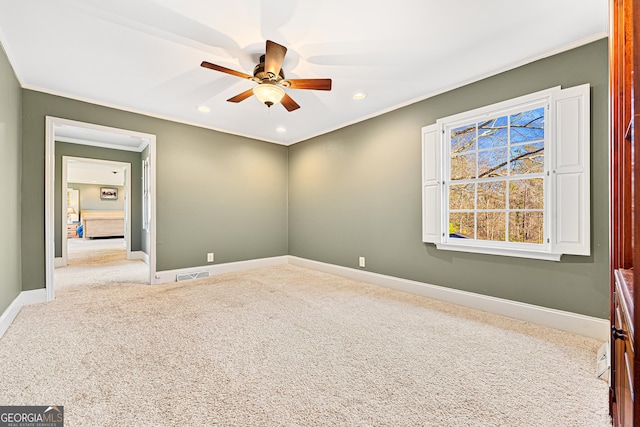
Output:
254,54,285,82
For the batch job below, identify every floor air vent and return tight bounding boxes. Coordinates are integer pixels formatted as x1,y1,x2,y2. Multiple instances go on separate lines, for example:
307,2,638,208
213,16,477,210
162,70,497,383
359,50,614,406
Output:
176,271,210,282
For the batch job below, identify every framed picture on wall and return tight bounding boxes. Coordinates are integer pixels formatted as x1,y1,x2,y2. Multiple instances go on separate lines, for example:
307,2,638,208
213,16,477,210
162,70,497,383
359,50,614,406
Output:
100,187,118,200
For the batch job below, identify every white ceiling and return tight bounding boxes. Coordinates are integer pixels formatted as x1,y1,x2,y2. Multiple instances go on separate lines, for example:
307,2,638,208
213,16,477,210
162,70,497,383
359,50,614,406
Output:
67,158,126,186
0,0,608,146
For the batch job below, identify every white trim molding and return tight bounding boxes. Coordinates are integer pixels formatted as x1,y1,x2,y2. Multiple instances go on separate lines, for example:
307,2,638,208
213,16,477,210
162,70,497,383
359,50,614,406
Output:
0,289,47,339
45,116,158,298
130,251,149,264
154,256,289,284
288,256,609,341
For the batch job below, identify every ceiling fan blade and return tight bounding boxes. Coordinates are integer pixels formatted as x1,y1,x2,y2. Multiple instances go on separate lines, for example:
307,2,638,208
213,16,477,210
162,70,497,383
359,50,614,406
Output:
227,88,255,103
265,40,287,79
285,78,332,91
281,93,300,112
201,61,252,80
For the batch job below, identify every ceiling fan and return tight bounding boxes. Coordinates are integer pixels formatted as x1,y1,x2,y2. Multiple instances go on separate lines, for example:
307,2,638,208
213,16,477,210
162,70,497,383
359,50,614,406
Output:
201,40,332,112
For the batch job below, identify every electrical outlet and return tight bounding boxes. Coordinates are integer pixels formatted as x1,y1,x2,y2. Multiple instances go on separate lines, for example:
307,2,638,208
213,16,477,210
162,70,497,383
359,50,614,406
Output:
359,257,365,268
207,253,214,263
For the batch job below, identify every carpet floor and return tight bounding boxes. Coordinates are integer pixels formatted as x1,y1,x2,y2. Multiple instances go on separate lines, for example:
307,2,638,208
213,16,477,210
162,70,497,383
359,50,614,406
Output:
0,247,610,426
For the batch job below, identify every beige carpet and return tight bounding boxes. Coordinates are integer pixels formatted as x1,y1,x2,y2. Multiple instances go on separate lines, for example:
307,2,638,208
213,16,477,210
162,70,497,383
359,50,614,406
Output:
0,250,610,426
63,238,148,285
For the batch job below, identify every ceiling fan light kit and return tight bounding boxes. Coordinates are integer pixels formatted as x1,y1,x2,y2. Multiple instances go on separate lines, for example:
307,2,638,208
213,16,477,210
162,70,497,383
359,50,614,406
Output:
253,83,285,107
201,40,332,112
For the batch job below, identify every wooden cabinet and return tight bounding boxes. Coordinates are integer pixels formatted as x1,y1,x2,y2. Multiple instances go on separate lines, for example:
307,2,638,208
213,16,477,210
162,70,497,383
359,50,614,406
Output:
613,270,635,424
66,223,79,238
609,0,639,425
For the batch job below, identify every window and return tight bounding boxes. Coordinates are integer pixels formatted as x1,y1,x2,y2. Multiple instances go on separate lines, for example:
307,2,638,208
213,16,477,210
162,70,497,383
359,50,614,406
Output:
448,105,546,244
422,85,590,261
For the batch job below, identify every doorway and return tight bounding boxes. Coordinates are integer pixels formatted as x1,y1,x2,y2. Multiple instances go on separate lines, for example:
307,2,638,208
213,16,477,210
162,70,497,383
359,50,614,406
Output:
60,157,132,267
45,117,157,301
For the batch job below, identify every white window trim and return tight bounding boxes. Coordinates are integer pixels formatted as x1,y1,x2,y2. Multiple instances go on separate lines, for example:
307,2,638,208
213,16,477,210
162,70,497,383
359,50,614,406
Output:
422,85,590,261
434,242,562,261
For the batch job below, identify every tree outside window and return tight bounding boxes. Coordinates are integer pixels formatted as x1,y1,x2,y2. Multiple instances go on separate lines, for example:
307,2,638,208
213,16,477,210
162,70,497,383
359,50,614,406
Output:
447,107,545,245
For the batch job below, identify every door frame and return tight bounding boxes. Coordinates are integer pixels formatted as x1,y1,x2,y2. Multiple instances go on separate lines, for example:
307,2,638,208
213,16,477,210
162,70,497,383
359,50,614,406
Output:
45,116,157,301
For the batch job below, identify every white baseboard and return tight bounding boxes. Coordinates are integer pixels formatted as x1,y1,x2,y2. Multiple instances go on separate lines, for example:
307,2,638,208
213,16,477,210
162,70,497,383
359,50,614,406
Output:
0,289,47,339
54,257,64,268
130,251,149,264
288,256,609,341
154,256,289,284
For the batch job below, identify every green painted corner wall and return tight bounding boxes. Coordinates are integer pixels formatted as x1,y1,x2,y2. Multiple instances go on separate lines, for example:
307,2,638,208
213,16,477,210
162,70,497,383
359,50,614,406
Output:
21,91,288,291
288,39,610,318
0,42,22,314
55,141,142,257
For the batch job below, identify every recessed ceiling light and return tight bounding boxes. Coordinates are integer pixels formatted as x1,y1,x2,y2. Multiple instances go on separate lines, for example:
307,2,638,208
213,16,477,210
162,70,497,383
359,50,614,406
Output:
276,127,286,133
353,92,367,100
197,105,211,113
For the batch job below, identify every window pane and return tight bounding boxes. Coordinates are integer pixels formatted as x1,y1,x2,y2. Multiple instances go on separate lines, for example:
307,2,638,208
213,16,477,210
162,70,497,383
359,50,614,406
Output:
509,178,544,210
477,212,506,242
510,108,544,143
478,116,508,149
451,124,476,153
509,212,544,244
443,103,549,249
449,183,475,210
478,148,508,177
477,181,506,209
450,153,476,180
449,212,474,239
510,142,544,175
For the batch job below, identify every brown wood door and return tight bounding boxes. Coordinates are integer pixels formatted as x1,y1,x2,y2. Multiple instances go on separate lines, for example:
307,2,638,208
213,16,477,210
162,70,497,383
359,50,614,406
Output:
609,0,640,425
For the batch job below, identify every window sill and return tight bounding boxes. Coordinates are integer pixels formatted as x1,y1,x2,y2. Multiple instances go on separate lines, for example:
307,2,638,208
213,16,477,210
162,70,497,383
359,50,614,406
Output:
435,242,562,261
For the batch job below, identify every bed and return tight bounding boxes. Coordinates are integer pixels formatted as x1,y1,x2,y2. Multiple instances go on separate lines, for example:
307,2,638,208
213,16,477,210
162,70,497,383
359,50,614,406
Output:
80,210,124,239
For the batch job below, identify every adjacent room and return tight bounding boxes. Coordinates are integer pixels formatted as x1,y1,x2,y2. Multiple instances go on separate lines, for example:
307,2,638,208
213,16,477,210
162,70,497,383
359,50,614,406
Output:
1,1,634,425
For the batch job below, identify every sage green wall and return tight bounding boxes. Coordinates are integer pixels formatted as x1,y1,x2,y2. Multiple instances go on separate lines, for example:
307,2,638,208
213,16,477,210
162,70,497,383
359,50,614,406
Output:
22,91,288,291
55,141,141,257
0,43,21,314
68,183,126,212
288,39,609,318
